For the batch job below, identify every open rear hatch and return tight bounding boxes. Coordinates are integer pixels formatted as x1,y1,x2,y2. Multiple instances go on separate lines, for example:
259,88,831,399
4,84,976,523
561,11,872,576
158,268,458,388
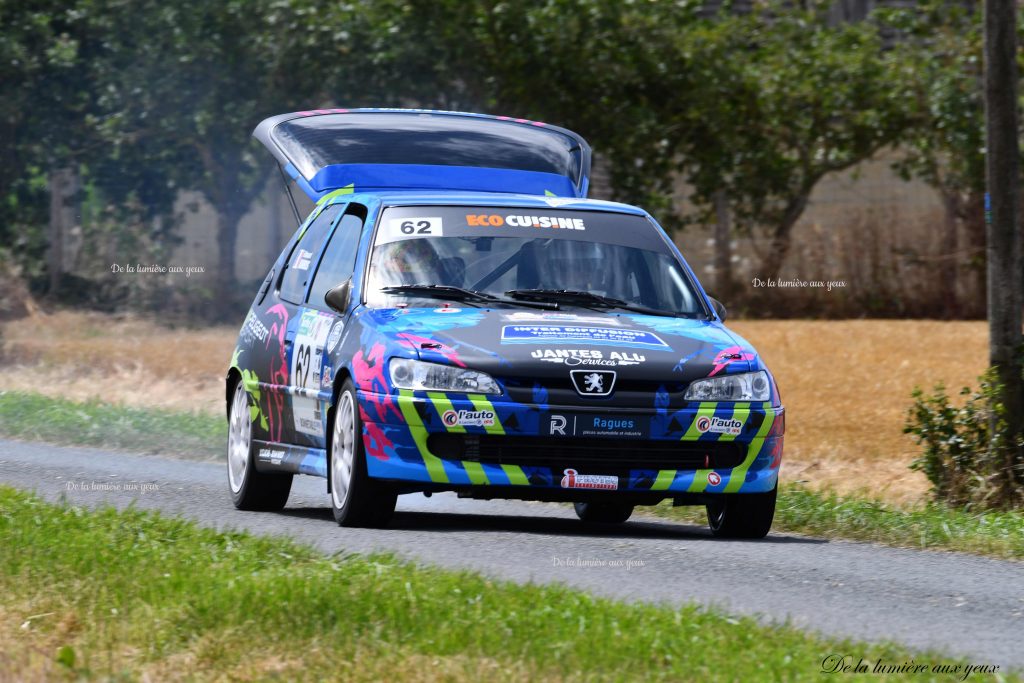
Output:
253,109,592,205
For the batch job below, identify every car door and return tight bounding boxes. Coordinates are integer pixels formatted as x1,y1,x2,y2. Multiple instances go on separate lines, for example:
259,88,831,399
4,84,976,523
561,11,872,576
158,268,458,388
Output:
257,202,344,446
288,202,369,448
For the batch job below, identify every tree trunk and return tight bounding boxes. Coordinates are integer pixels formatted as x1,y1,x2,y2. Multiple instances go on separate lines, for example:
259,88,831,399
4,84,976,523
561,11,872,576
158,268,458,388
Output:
713,189,733,302
961,192,987,317
47,168,72,294
983,0,1024,499
216,206,243,319
757,193,809,277
938,190,961,319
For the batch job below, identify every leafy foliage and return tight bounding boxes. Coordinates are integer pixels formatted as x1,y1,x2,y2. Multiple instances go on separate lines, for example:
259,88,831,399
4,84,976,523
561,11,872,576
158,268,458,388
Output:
674,7,914,273
905,369,1024,510
0,0,1003,317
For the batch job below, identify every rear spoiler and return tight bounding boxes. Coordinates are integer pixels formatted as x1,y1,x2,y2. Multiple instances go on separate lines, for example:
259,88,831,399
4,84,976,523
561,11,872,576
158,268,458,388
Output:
253,109,592,217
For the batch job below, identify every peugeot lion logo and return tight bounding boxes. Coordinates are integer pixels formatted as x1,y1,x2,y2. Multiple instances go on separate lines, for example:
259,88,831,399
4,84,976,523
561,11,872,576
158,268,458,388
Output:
570,369,616,397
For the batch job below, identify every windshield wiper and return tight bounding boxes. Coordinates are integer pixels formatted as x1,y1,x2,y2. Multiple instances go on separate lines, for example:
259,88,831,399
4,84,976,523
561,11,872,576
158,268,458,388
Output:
381,284,558,310
504,289,687,318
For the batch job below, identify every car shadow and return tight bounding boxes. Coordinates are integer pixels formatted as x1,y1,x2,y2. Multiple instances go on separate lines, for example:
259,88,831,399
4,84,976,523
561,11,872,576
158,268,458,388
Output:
276,505,826,545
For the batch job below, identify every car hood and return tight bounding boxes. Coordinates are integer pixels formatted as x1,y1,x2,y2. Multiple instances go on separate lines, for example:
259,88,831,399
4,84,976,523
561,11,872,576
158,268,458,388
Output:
359,306,762,385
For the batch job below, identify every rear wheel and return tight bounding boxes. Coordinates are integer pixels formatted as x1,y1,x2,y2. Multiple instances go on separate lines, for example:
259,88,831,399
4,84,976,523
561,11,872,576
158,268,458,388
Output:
705,485,776,539
330,381,397,527
227,380,292,510
574,501,634,524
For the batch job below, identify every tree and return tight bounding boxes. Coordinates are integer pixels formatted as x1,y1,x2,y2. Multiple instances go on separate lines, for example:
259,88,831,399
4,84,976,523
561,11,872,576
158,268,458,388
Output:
675,7,914,278
71,0,398,315
0,0,97,282
982,0,1024,500
886,5,987,317
358,0,705,216
1,1,196,294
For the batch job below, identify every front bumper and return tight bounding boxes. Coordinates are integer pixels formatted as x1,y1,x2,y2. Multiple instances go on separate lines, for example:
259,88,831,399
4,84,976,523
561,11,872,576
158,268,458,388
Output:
357,390,784,496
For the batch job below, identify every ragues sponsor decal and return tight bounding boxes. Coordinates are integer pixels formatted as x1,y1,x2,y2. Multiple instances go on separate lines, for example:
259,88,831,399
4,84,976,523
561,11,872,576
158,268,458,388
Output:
442,409,496,428
545,413,650,438
578,416,644,438
695,415,744,436
560,469,618,490
530,348,645,367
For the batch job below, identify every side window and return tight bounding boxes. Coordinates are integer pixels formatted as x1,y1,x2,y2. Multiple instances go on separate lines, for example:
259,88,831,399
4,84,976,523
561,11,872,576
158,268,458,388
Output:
307,206,367,309
279,204,343,304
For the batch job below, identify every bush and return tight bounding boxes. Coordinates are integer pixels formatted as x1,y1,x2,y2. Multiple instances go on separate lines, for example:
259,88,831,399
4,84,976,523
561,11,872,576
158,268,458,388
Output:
905,368,1024,510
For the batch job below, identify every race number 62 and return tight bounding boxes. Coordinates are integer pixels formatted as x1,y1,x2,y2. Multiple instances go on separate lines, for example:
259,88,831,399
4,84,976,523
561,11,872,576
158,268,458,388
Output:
388,217,443,238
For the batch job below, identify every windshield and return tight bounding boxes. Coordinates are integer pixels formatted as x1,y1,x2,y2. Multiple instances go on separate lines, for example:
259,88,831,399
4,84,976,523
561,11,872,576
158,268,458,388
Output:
365,206,705,316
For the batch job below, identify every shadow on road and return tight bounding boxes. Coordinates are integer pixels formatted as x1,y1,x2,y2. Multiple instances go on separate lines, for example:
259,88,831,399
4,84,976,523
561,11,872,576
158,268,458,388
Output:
276,505,825,545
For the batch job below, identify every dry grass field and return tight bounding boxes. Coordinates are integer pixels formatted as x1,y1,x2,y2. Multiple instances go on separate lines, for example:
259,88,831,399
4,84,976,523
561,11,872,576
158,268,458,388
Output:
0,312,988,505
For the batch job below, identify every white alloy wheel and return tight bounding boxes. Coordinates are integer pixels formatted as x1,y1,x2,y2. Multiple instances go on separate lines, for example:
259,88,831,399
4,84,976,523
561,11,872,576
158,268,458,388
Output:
228,381,251,494
331,390,356,510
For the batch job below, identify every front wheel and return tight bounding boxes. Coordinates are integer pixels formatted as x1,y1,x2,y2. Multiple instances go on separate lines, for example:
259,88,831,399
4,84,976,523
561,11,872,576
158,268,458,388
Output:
574,501,634,524
227,380,292,511
705,485,777,539
330,381,397,527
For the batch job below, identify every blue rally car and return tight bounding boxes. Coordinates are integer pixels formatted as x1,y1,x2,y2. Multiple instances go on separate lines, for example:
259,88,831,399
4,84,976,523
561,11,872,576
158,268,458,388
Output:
226,109,785,537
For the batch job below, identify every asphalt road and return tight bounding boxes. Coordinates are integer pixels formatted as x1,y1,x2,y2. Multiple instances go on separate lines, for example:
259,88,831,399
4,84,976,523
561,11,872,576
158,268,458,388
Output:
2,438,1023,670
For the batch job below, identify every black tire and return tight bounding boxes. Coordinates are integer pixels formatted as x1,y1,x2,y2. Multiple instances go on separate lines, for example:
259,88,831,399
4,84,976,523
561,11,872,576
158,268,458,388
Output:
705,485,777,539
227,379,292,511
329,380,397,527
574,501,634,524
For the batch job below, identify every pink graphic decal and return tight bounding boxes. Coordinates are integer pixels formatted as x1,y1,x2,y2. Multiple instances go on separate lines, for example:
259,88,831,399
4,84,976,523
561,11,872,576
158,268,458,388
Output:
395,333,466,367
353,343,402,422
767,437,784,470
360,406,393,461
264,304,290,442
708,345,756,377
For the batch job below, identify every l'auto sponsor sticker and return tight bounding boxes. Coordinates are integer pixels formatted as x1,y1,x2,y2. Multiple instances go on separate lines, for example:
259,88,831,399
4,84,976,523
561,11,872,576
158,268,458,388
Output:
695,415,744,436
442,409,496,428
501,325,669,349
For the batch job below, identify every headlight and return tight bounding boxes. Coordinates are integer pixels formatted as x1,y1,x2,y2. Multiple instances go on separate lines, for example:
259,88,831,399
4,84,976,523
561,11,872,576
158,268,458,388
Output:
684,370,771,402
388,358,502,395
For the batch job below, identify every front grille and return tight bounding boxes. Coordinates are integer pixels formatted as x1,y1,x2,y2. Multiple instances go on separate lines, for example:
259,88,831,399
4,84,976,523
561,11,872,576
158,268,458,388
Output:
500,378,690,409
426,433,745,472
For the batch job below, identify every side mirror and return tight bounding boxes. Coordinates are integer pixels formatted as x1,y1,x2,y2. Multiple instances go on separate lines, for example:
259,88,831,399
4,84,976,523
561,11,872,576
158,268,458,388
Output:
708,297,727,321
324,280,352,313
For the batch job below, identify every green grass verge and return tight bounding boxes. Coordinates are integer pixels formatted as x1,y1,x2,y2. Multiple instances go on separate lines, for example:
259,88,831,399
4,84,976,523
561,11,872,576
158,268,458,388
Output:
648,485,1024,560
1,487,1003,682
2,390,1022,561
0,390,225,458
